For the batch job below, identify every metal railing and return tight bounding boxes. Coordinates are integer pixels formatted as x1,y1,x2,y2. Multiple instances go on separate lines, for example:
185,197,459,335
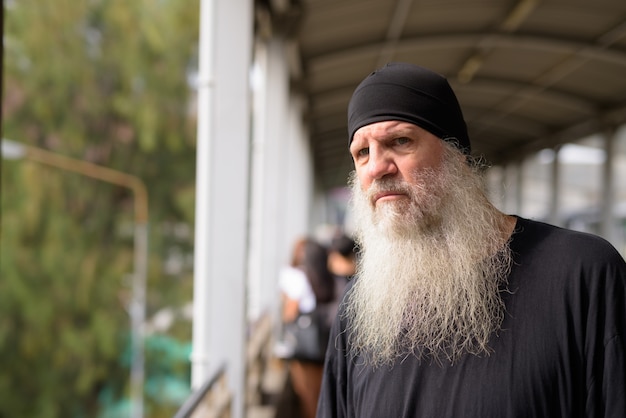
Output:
173,363,230,418
174,365,232,418
174,312,286,418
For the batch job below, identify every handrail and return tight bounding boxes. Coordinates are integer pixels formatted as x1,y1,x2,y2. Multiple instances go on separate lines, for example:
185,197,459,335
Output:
173,312,284,418
173,363,227,418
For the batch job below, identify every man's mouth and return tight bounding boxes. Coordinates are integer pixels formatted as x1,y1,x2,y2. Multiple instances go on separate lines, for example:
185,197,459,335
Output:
372,190,406,205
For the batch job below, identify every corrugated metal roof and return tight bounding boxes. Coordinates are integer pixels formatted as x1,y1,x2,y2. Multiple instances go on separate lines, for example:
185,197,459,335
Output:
259,0,626,189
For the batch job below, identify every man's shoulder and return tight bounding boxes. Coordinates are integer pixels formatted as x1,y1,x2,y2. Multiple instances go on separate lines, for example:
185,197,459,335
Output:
513,216,625,265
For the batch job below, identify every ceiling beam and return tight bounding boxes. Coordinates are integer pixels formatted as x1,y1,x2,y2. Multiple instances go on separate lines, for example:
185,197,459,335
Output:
376,0,415,67
308,33,626,73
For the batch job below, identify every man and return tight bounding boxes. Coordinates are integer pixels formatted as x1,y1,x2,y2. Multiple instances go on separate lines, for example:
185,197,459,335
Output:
316,62,626,417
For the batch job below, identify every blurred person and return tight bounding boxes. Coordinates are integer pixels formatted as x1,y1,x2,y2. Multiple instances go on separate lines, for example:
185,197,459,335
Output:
279,237,335,418
317,62,626,417
327,233,357,311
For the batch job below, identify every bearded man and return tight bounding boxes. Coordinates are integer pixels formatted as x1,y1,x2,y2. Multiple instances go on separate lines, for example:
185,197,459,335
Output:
316,62,626,418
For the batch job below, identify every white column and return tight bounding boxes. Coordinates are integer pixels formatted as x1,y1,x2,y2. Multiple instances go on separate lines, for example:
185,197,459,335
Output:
549,146,561,226
247,40,269,322
191,0,252,417
263,39,292,294
248,38,289,323
503,162,521,215
601,129,616,243
191,0,216,393
248,36,315,325
283,93,314,241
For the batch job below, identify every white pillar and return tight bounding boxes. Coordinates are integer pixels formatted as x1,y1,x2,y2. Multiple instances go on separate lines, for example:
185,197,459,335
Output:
263,38,292,294
248,36,315,326
247,40,269,322
601,129,616,243
283,93,314,241
503,162,521,215
248,38,290,323
549,146,561,226
191,0,215,393
191,0,252,417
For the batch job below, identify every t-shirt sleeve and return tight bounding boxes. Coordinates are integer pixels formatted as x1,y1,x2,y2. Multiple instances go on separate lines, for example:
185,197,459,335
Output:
278,266,307,299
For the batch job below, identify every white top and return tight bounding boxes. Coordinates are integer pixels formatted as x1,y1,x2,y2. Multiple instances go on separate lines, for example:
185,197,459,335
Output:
278,265,316,314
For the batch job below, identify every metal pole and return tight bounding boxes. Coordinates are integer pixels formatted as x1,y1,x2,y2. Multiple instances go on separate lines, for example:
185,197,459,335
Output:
191,0,216,389
130,222,148,418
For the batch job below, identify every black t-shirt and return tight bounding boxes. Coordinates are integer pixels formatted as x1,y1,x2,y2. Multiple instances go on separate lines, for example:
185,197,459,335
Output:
317,217,626,417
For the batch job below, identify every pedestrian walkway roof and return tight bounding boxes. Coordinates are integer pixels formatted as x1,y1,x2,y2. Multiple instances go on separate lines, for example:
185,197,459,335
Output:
260,0,626,189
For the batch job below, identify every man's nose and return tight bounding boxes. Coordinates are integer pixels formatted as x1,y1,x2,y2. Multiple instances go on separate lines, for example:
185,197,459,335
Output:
367,149,397,180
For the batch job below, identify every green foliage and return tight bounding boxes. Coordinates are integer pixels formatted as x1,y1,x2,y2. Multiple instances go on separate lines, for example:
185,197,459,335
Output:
2,0,199,416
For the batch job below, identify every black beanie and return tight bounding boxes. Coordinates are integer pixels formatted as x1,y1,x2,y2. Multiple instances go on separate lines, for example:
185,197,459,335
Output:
347,62,471,154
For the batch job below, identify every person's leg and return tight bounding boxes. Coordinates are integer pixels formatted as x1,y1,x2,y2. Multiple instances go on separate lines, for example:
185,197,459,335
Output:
289,361,324,418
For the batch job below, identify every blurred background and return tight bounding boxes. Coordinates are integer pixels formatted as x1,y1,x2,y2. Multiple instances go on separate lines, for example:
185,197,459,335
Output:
2,0,625,417
2,1,198,417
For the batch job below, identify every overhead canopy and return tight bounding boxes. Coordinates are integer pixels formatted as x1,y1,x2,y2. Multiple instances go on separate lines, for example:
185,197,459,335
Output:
257,0,626,189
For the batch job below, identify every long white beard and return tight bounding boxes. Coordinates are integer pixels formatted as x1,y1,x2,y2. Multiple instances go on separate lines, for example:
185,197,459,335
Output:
345,146,512,366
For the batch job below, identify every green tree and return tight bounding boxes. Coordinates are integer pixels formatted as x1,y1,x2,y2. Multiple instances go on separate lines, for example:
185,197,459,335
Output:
2,0,199,416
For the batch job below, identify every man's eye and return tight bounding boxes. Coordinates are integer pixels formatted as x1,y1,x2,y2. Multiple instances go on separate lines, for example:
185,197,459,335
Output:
356,148,369,157
395,137,411,145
